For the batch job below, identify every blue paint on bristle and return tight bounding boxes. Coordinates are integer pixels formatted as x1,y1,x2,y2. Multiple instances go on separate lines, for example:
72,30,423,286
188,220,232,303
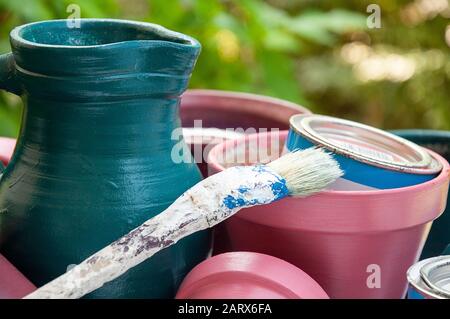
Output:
222,165,289,210
270,180,289,199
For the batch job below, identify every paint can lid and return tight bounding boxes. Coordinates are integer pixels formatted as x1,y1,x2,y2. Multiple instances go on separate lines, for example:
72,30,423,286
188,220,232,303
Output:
175,252,329,299
407,256,450,299
290,114,442,175
420,256,450,298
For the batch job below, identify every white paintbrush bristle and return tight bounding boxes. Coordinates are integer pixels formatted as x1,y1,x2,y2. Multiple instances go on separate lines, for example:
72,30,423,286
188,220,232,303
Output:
267,148,343,197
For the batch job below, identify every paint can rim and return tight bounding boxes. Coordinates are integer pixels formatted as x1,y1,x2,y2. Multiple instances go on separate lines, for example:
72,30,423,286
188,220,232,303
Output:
420,257,450,298
407,256,450,299
289,114,443,175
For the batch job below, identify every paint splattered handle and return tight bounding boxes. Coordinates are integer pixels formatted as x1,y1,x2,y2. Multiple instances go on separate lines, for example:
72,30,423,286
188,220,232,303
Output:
24,199,209,299
25,166,287,299
26,194,212,299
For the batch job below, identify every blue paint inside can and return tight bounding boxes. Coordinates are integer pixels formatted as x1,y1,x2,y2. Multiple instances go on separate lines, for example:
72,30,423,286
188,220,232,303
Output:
407,287,426,299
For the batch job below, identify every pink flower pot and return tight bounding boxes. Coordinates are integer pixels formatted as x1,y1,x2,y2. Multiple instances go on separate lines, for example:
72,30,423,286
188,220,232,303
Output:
0,137,16,166
180,89,311,176
207,131,450,299
0,255,35,298
0,138,36,298
176,252,329,299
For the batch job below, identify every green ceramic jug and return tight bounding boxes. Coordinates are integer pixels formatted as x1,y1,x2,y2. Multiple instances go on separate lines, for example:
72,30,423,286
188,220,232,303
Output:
0,19,211,298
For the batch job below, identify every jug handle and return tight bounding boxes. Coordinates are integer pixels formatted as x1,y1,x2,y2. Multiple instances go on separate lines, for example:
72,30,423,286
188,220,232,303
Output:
0,52,22,174
0,52,22,96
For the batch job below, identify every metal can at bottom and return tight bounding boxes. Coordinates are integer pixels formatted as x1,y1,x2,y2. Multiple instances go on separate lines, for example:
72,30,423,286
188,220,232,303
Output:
407,256,450,299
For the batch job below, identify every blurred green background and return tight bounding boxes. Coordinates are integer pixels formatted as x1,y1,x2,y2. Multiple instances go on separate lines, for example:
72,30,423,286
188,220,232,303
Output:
0,0,449,137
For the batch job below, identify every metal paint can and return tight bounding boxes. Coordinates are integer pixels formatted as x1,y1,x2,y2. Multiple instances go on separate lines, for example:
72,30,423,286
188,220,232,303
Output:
286,114,442,189
407,256,450,299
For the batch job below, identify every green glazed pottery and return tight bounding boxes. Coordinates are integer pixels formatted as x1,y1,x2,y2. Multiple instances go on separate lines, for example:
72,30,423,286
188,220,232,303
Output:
0,19,211,298
392,130,450,260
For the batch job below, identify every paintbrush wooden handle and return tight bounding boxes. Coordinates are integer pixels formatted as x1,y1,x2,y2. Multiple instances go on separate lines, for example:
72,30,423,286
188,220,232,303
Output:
25,166,287,299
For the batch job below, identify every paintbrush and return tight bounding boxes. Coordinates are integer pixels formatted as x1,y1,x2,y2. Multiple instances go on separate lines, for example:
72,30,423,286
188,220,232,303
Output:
25,148,342,299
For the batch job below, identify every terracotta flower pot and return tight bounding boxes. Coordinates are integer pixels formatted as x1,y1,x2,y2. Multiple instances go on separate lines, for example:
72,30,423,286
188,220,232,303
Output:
180,89,311,176
207,130,450,299
176,252,329,299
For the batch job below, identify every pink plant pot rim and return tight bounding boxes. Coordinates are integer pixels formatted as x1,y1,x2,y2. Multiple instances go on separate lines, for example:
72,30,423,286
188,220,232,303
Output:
207,130,450,232
176,252,329,299
181,89,312,117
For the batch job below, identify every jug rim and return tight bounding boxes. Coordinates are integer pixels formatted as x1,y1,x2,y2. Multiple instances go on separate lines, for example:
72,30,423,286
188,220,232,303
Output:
9,18,200,50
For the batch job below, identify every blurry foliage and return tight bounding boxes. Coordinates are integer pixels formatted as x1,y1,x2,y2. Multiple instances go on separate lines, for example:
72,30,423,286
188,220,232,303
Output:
0,0,449,137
